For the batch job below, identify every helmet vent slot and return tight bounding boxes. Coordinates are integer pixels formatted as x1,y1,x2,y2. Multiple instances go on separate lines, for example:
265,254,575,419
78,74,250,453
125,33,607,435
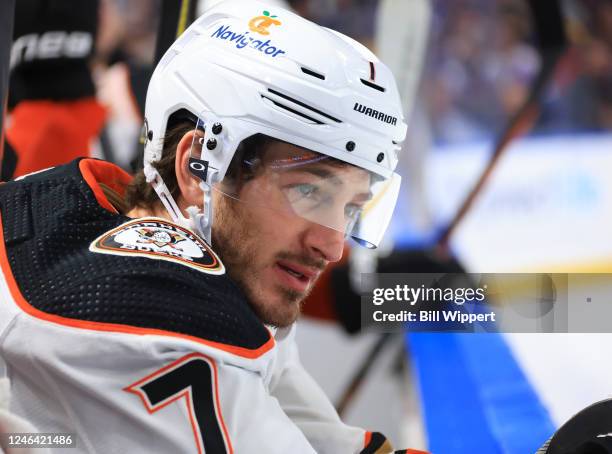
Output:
360,79,386,92
301,67,326,80
266,89,342,124
261,95,324,125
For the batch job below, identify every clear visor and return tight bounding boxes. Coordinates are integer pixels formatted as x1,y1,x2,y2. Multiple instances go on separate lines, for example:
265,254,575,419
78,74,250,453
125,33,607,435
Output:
195,131,400,249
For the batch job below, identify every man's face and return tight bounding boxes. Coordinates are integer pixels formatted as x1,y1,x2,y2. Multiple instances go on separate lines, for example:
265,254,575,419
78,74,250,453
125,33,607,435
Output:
212,141,371,328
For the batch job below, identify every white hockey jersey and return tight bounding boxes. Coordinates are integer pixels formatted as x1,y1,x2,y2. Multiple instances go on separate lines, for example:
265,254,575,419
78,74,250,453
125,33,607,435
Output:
0,159,395,454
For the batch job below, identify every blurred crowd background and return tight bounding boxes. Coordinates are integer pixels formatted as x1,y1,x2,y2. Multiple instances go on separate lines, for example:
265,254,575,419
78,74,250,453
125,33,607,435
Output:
296,0,612,141
92,0,612,151
424,0,612,143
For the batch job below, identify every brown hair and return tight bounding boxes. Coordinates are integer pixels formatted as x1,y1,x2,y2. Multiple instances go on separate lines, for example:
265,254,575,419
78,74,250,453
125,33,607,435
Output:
124,121,194,211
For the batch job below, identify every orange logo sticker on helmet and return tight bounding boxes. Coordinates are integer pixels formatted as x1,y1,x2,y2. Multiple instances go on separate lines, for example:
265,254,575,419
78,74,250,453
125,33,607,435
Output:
249,10,281,35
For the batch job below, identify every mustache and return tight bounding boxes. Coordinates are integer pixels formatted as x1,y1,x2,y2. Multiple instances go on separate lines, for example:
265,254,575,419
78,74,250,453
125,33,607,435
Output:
276,251,326,271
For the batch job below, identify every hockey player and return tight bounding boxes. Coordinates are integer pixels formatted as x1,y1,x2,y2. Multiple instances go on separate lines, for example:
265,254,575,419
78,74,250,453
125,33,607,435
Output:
0,1,426,452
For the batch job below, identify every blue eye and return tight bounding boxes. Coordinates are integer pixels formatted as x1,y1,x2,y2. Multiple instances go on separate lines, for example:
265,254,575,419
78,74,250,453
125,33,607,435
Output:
283,183,328,214
285,183,320,201
295,184,317,197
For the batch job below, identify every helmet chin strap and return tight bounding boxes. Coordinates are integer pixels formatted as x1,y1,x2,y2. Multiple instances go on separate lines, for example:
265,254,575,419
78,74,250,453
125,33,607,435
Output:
186,170,220,245
144,116,228,245
144,163,218,246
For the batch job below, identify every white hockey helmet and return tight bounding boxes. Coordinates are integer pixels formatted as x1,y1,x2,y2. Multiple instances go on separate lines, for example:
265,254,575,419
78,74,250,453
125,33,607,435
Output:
143,0,407,248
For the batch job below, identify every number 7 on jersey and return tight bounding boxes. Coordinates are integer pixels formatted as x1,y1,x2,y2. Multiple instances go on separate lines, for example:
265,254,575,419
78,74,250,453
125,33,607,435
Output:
125,353,232,454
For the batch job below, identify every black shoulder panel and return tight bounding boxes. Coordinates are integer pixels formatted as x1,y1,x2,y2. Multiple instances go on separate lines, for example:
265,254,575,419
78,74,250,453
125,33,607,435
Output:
0,160,270,351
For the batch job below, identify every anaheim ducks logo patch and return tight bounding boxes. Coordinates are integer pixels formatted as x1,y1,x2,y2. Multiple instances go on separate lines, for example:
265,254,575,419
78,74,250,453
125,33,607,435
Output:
89,218,225,275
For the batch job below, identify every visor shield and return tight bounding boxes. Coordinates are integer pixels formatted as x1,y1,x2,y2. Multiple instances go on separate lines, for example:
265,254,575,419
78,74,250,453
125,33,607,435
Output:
193,130,400,248
350,172,401,248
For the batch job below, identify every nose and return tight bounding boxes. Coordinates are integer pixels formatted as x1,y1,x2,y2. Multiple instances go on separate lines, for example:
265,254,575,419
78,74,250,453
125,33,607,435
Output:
303,223,345,263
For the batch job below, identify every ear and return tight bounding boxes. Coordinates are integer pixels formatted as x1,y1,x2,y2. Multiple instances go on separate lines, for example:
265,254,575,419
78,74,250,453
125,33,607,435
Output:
174,129,204,209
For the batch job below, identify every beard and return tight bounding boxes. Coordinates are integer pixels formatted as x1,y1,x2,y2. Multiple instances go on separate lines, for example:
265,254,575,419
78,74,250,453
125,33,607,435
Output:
211,193,322,328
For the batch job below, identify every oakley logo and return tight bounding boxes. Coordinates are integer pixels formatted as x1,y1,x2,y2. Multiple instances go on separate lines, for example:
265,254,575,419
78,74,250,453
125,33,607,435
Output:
211,25,286,58
248,10,281,35
354,103,398,126
10,31,92,69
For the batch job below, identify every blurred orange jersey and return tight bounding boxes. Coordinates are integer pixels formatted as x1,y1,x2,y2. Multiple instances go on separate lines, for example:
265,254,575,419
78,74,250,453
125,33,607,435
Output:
6,97,106,178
